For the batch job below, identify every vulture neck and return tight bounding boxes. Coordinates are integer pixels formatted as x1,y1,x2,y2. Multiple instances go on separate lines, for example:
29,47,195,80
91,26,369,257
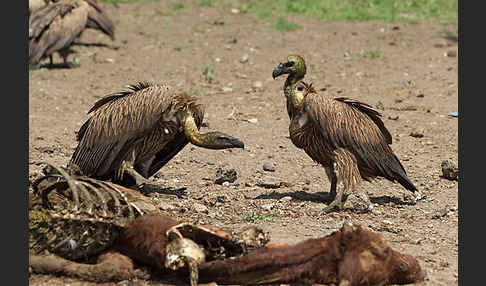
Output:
284,73,305,108
182,111,212,148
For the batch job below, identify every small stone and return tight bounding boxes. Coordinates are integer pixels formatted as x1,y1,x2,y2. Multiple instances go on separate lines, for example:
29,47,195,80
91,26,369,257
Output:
253,81,263,88
410,131,424,138
192,202,209,213
240,55,249,63
445,50,457,57
441,160,458,181
262,162,276,172
279,196,292,202
222,87,233,93
231,8,240,14
343,192,372,213
214,167,238,185
247,118,258,124
261,204,274,211
222,181,230,187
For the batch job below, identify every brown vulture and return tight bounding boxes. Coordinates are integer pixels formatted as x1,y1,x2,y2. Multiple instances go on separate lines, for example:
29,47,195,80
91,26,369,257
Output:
29,0,115,69
69,81,244,191
272,55,421,212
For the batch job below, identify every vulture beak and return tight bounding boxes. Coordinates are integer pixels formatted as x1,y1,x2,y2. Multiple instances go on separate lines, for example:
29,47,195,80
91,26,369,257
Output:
230,137,245,149
272,63,287,79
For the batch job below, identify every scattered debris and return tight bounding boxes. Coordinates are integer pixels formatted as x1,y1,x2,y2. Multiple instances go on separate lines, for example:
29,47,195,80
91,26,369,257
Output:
214,167,238,185
441,160,459,181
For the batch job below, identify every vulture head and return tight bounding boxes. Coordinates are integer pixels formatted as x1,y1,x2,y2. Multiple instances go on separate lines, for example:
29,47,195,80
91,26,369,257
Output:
198,131,245,150
272,55,307,80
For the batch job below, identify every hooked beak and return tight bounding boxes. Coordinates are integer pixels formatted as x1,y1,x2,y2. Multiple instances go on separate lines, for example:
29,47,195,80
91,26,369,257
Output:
272,63,287,79
230,137,245,149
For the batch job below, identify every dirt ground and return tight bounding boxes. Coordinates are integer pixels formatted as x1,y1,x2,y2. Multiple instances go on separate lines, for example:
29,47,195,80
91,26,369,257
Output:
28,1,458,285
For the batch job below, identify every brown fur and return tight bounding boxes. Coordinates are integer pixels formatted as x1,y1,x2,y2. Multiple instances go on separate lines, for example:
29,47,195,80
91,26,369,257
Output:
115,215,424,286
114,214,180,272
30,251,138,282
198,224,425,285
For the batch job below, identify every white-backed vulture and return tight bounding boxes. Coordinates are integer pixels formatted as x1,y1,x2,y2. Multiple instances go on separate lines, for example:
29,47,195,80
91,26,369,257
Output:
69,81,244,191
272,55,420,212
29,0,115,69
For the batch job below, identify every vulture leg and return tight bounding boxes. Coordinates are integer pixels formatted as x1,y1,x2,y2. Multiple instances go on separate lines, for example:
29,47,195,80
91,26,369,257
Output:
122,165,185,197
321,149,362,214
324,166,338,200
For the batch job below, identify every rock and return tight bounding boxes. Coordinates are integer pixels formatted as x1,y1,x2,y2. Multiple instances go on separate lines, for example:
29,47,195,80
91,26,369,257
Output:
445,51,457,57
441,160,458,181
262,162,276,172
192,202,209,214
431,206,449,219
343,192,372,213
214,167,238,185
247,118,258,124
261,204,274,211
240,55,249,63
253,81,263,88
222,87,233,93
157,200,177,211
279,196,292,202
410,131,424,138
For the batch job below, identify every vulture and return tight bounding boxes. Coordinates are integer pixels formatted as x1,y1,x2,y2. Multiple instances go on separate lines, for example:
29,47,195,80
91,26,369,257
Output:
69,81,245,191
29,0,115,69
272,55,421,212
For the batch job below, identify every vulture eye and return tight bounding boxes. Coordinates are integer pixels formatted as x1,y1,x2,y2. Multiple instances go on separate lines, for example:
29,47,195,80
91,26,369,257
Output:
285,61,295,68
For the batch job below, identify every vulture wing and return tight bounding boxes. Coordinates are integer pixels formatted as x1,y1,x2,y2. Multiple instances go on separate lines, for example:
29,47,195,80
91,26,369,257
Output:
71,82,173,178
29,0,88,65
143,101,205,178
303,94,416,190
84,0,116,40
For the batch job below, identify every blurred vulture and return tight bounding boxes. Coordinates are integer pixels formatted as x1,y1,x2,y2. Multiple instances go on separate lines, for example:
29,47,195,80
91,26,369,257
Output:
69,81,244,191
29,0,115,69
272,55,420,212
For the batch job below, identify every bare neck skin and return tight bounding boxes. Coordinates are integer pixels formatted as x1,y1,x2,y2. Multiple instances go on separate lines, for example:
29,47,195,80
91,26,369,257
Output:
284,73,305,108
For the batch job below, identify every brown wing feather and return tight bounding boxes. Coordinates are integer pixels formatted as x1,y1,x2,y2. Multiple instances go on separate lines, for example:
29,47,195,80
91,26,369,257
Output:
84,0,115,40
29,0,88,65
143,99,205,178
70,82,173,177
303,93,414,189
333,97,392,144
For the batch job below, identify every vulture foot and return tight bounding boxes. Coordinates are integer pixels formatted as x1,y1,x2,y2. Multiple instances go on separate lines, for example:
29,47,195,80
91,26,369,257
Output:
320,186,345,214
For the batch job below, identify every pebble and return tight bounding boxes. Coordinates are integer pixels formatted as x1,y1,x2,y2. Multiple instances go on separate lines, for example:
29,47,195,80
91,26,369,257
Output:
247,118,258,124
240,55,249,63
192,202,209,213
214,167,238,185
253,81,263,88
441,160,458,181
279,196,292,202
444,51,457,57
410,131,424,138
262,162,276,172
261,204,274,211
